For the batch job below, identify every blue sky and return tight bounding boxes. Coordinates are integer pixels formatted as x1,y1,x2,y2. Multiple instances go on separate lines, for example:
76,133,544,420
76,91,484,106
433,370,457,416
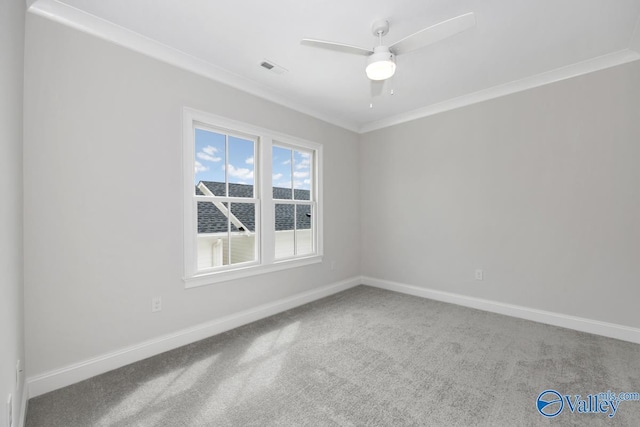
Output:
194,128,254,186
271,146,311,190
195,128,311,191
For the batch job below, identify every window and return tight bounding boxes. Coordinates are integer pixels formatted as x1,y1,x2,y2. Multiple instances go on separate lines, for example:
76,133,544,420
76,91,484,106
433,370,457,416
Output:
272,145,315,259
194,128,258,270
183,109,322,286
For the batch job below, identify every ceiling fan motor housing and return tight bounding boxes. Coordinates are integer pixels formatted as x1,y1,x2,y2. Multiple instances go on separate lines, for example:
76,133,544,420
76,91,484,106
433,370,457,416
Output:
366,46,396,81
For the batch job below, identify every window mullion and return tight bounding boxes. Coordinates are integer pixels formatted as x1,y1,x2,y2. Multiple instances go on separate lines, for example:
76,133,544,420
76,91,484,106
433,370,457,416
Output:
290,149,295,200
293,204,298,256
311,202,315,253
261,136,275,265
224,134,229,197
271,199,312,205
227,202,231,266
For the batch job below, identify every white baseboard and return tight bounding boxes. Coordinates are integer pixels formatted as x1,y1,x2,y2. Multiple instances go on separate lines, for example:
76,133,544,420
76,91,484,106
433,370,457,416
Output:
27,276,361,398
27,275,638,401
362,276,640,345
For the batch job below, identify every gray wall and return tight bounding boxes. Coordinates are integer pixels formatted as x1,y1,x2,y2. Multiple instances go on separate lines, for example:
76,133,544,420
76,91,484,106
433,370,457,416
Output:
22,4,640,390
360,60,640,328
23,14,360,377
0,0,26,423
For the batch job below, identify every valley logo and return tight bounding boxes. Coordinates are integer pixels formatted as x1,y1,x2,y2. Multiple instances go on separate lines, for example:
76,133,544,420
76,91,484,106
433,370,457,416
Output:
537,389,640,418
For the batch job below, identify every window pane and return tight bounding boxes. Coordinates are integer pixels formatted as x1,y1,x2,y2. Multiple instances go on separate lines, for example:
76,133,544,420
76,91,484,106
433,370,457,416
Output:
228,136,254,197
197,200,257,270
194,128,225,195
229,202,256,265
293,150,311,200
275,204,295,258
296,204,313,255
272,145,292,199
197,201,230,269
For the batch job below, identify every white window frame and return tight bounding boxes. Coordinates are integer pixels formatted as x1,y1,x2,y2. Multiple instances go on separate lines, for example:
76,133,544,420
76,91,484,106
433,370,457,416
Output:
272,142,317,260
183,108,323,287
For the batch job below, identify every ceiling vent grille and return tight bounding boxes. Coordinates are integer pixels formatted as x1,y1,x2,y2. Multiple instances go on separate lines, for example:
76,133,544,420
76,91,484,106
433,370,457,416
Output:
260,59,288,75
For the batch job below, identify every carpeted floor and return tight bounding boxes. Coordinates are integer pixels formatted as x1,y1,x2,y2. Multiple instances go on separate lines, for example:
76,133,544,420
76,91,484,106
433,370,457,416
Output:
26,285,640,426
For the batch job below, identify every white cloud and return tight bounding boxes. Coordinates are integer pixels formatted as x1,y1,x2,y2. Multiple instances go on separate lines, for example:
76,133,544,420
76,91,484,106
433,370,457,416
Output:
282,159,291,165
245,156,254,165
272,173,283,181
274,180,292,189
197,152,222,162
293,171,309,178
194,161,208,174
196,145,222,162
202,145,219,155
290,179,311,190
295,158,310,170
226,164,254,181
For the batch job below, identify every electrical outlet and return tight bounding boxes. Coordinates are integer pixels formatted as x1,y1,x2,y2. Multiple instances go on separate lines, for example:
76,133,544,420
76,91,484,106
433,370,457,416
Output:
6,394,12,427
475,269,483,281
152,297,162,312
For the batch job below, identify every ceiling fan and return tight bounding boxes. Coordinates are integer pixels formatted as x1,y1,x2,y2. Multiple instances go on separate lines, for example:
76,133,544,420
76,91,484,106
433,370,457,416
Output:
301,12,476,82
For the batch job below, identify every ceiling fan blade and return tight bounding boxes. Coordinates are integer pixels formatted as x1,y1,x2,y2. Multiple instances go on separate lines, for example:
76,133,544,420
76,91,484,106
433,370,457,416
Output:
301,38,373,56
389,12,475,56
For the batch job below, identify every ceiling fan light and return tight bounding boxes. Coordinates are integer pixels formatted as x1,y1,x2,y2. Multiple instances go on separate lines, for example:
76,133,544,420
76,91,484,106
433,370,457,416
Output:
366,50,396,81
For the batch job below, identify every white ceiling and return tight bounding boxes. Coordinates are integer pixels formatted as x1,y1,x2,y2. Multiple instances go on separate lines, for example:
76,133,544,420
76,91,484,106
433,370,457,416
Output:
29,0,640,133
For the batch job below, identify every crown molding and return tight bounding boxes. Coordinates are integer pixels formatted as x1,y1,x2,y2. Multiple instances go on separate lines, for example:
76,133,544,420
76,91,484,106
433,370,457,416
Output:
359,49,640,134
27,0,360,133
27,1,640,136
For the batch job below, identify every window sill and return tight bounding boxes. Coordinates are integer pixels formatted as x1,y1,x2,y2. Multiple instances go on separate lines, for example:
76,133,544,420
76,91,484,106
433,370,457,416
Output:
184,255,323,288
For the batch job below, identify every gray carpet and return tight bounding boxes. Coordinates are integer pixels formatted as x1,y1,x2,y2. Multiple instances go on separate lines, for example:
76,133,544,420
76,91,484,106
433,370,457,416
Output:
26,285,640,426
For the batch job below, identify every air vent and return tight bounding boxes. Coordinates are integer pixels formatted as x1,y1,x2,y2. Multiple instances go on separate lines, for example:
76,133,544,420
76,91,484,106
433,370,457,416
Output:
260,59,288,75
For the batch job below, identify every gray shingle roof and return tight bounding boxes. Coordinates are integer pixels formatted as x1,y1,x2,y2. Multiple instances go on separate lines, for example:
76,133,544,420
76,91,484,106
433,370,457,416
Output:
196,182,311,234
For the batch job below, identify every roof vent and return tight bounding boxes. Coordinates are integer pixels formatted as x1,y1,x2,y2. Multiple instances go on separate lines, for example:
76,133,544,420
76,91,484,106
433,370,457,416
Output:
260,59,288,75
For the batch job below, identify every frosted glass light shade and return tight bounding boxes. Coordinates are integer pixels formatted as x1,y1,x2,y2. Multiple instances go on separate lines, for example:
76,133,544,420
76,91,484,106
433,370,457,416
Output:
365,48,396,81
